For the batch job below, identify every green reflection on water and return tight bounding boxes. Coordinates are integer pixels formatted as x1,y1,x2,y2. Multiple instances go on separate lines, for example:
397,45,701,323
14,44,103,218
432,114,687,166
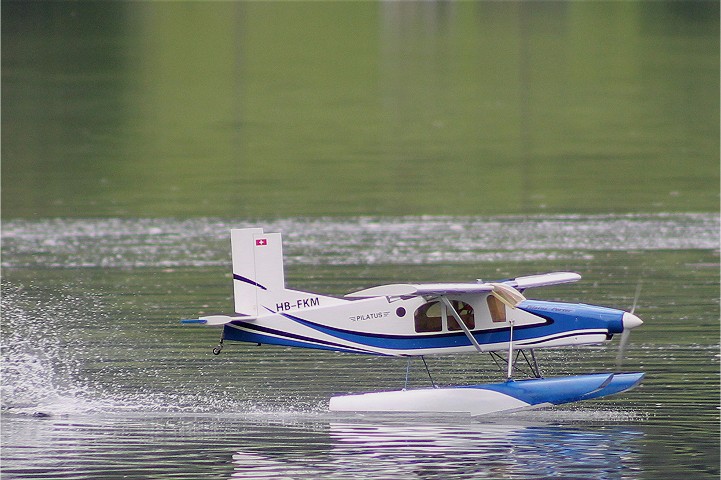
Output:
2,1,719,217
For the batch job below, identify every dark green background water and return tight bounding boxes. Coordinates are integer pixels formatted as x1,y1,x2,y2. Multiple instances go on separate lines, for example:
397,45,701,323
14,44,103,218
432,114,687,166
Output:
2,1,718,217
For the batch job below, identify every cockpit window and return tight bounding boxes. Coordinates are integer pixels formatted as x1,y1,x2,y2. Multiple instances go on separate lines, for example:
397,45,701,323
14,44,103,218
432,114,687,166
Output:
414,300,474,333
487,295,507,322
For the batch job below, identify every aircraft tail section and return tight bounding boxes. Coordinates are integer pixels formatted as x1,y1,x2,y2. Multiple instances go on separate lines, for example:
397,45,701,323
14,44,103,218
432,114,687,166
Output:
231,228,285,315
231,228,346,316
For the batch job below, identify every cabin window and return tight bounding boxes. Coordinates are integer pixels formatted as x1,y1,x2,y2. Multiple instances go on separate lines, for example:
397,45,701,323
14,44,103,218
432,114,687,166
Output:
414,300,474,332
414,301,442,332
487,295,507,322
446,300,475,331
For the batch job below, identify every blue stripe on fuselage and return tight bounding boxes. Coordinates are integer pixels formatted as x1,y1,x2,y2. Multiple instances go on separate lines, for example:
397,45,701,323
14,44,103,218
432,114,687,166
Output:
223,321,382,355
222,300,625,354
275,300,624,351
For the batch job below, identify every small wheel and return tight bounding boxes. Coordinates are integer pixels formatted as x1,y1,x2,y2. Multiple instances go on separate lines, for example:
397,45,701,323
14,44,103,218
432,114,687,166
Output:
212,346,222,355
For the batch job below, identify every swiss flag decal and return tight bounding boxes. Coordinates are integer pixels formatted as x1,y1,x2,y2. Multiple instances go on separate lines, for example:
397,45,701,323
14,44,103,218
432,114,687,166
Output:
255,238,268,246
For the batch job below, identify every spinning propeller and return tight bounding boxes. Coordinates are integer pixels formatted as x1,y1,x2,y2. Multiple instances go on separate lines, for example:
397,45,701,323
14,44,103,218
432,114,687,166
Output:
616,281,644,368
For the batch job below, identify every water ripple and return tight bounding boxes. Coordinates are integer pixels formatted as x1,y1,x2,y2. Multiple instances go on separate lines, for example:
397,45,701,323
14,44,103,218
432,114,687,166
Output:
2,213,718,268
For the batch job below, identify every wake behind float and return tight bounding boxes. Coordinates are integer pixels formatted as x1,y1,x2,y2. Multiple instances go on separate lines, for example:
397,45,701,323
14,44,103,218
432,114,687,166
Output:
183,228,644,416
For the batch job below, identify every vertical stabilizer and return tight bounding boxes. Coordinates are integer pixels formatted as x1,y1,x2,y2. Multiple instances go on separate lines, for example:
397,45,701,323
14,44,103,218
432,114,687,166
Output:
231,228,285,315
250,232,285,292
231,227,347,316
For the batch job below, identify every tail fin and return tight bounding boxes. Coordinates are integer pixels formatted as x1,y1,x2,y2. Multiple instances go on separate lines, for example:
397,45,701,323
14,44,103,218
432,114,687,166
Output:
231,228,347,316
231,228,285,315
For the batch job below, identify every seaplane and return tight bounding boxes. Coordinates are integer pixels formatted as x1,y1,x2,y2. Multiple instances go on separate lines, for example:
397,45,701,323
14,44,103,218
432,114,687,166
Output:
182,228,645,416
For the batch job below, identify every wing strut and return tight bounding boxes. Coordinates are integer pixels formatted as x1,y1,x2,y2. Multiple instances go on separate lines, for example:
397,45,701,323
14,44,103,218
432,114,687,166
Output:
440,297,485,354
507,319,515,380
441,285,524,380
488,284,524,380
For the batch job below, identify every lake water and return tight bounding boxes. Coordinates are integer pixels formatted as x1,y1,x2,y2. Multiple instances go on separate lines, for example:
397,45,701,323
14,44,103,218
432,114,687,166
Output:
2,1,719,479
2,215,719,479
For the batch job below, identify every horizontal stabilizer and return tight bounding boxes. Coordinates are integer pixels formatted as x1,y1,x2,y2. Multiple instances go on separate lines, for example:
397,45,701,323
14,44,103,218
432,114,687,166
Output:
181,314,253,326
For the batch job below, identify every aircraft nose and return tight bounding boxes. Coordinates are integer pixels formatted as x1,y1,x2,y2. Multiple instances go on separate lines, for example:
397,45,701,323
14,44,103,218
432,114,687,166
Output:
622,312,643,330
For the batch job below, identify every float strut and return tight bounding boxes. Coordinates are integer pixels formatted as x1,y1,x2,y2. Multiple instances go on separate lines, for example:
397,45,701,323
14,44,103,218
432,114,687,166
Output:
404,357,411,390
421,356,436,388
507,320,515,380
529,349,542,378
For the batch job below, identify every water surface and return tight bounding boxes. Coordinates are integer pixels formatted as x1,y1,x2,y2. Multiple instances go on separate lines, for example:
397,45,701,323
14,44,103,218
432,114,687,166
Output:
2,215,719,479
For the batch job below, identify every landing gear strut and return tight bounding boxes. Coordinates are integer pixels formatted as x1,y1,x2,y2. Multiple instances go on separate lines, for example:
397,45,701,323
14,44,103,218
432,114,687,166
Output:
489,348,543,379
213,331,225,355
403,355,437,389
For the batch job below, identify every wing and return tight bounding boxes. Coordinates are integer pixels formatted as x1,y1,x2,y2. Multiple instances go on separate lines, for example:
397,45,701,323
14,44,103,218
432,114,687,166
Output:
345,272,581,299
504,272,581,290
345,283,494,298
345,282,524,309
